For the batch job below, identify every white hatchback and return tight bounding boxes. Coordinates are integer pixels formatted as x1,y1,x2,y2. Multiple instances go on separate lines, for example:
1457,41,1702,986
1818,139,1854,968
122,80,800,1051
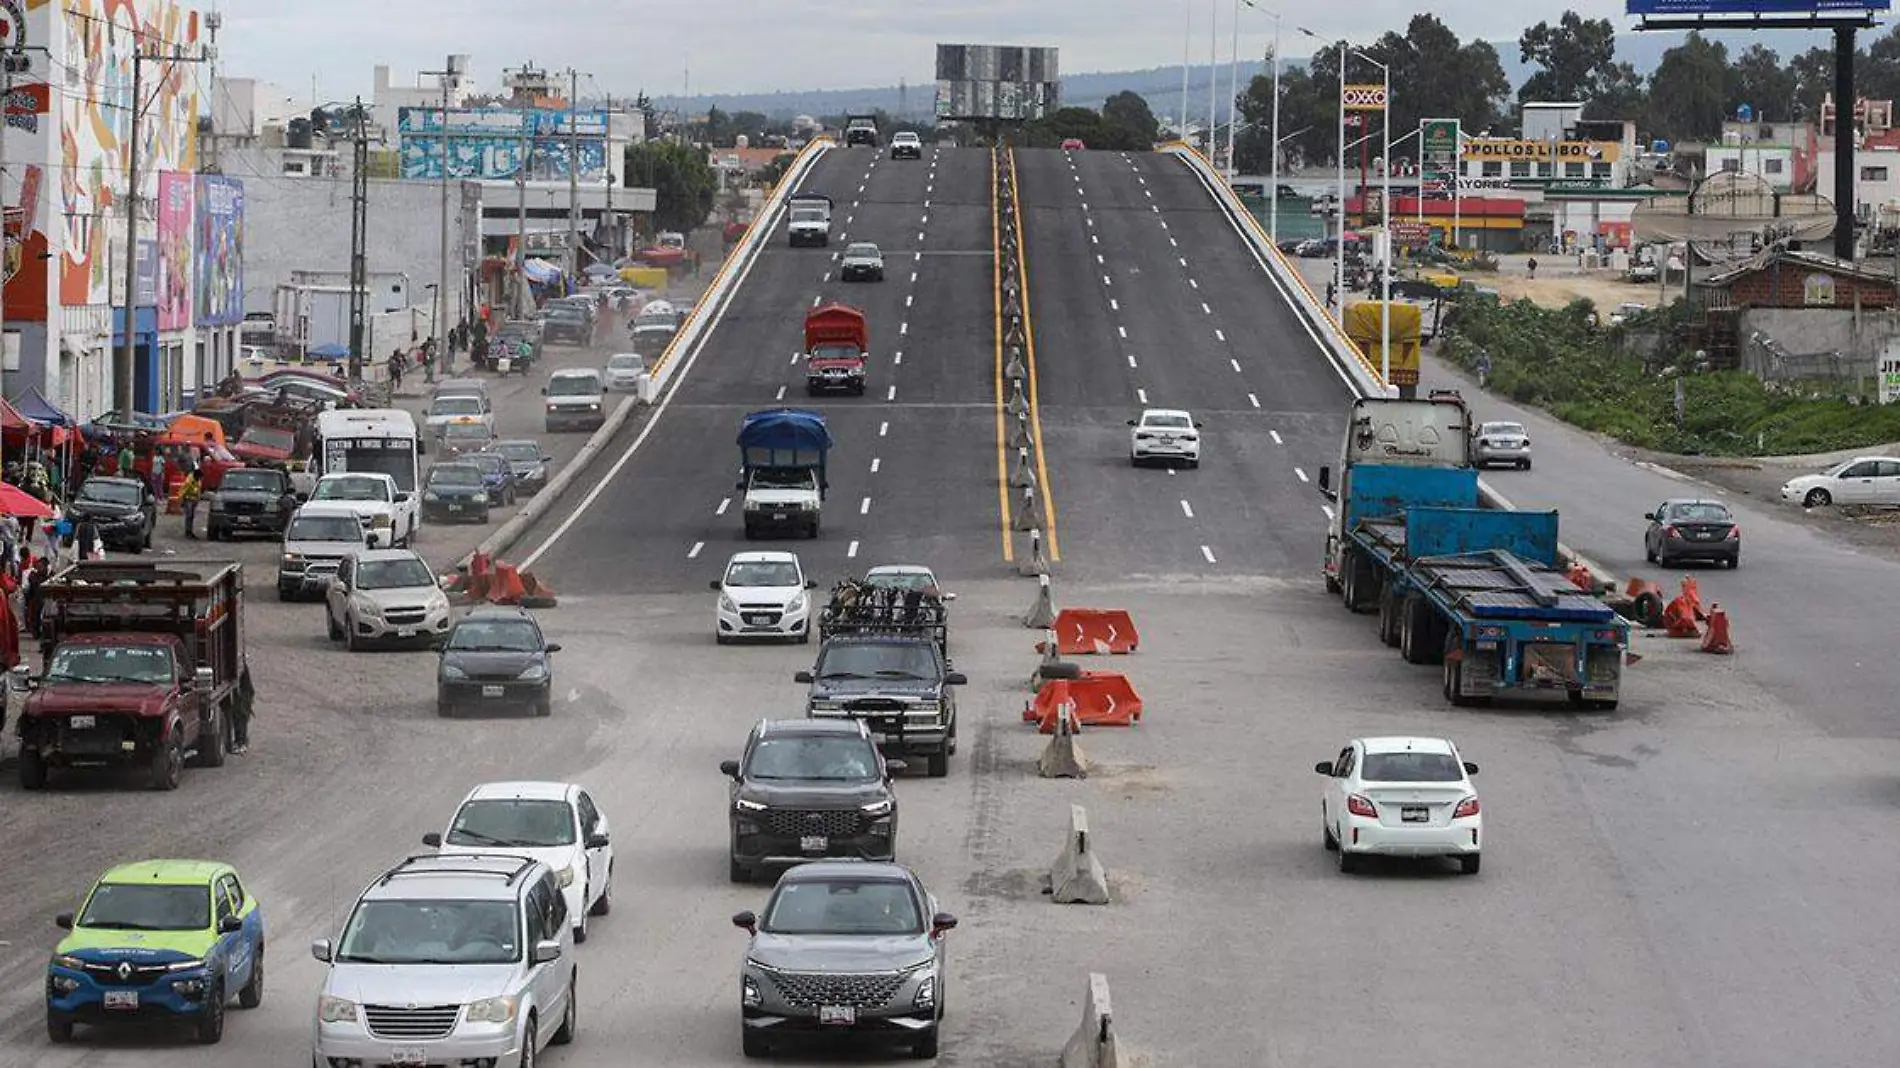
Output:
1129,408,1203,468
713,551,816,644
422,781,616,944
1316,736,1483,875
604,352,644,391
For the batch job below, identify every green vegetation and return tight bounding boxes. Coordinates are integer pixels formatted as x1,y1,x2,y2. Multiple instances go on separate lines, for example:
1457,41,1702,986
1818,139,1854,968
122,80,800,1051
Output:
1016,92,1162,151
623,141,717,233
1439,297,1900,457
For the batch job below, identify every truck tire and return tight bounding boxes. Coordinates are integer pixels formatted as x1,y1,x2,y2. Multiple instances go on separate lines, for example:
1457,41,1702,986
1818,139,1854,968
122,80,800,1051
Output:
1377,591,1403,647
1443,634,1487,707
1341,550,1377,613
192,704,227,768
742,520,758,540
18,746,47,790
150,734,184,791
926,747,949,777
1400,597,1445,666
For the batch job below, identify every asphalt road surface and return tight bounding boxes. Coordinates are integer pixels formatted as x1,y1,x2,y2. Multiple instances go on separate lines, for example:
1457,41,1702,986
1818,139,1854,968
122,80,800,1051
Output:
2,144,1896,1068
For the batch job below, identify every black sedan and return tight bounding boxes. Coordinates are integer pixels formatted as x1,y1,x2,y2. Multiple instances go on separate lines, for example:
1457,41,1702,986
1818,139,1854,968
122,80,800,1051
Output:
465,451,518,507
488,440,550,495
437,605,560,717
1645,498,1740,569
421,462,491,524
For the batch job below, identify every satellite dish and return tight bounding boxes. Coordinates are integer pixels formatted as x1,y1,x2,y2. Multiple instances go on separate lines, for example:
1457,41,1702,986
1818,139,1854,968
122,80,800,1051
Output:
1630,172,1835,262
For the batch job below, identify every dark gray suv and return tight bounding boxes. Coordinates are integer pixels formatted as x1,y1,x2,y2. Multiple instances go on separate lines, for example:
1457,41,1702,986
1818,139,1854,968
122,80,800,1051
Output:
733,861,955,1060
721,719,901,884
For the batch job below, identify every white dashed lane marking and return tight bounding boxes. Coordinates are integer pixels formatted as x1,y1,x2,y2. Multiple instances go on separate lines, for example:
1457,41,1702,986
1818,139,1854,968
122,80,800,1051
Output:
900,322,909,336
1201,302,1212,314
1269,429,1283,444
1136,387,1149,404
1201,545,1217,564
879,421,889,437
909,272,918,284
859,497,872,515
790,352,800,365
811,295,821,307
1178,257,1188,267
886,385,897,401
1127,354,1138,369
1117,325,1128,339
1229,359,1242,373
905,294,913,308
1189,279,1199,290
870,458,881,473
847,540,860,559
1109,298,1119,311
1180,500,1195,519
823,272,831,283
776,385,787,400
1251,394,1262,409
688,541,704,559
1294,467,1311,484
1101,275,1111,286
1215,329,1227,342
716,498,730,516
1321,504,1336,521
894,351,903,366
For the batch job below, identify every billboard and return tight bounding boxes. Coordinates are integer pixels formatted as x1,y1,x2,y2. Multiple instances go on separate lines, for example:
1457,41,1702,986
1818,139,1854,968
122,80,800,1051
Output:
194,175,245,327
134,239,157,308
397,107,610,181
156,172,193,330
1628,0,1887,11
935,44,1060,121
1462,139,1622,162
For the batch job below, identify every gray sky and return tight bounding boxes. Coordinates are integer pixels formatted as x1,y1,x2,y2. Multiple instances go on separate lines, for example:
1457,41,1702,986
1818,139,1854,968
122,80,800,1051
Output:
217,0,1654,100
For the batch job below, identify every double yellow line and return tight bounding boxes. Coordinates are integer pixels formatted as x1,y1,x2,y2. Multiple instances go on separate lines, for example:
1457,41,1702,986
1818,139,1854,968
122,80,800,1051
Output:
992,148,1060,563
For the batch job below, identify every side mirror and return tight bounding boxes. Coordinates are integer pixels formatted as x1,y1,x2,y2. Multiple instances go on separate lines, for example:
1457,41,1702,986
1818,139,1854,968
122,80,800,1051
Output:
530,938,562,965
540,387,549,395
719,759,741,778
365,534,377,546
311,938,334,963
1126,418,1138,426
585,832,610,849
735,480,746,491
218,914,244,934
1463,761,1480,775
1643,512,1657,522
805,579,818,589
396,492,413,503
709,580,723,590
55,912,73,930
944,672,968,685
794,670,814,684
194,666,215,690
545,643,562,653
931,911,958,933
1195,421,1205,429
11,663,33,690
296,492,310,503
942,591,957,601
732,911,758,933
1315,761,1336,775
1317,465,1332,493
885,759,908,775
422,832,442,847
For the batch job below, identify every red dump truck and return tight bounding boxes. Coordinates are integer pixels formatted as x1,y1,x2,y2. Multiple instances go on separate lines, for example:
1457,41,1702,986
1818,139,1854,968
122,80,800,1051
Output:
13,561,247,791
805,302,868,396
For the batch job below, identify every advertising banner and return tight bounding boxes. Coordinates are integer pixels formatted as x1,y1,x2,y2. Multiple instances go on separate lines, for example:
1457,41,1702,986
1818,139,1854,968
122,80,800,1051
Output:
397,107,612,181
1343,84,1387,112
1881,344,1900,405
135,239,157,308
1629,0,1888,13
194,175,245,327
1462,139,1622,162
156,172,193,330
1422,119,1459,158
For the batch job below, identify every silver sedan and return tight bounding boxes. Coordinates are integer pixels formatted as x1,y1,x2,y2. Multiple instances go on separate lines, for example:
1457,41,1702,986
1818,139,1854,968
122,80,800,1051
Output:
1472,421,1531,470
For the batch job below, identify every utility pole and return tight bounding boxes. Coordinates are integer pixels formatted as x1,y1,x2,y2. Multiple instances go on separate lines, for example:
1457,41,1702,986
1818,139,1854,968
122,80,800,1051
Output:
566,67,582,281
347,98,370,374
421,58,455,372
603,93,615,261
516,130,529,315
0,47,28,380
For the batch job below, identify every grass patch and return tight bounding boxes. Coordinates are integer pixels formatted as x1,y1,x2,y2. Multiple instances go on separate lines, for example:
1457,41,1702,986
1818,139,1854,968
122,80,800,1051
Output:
1439,297,1900,456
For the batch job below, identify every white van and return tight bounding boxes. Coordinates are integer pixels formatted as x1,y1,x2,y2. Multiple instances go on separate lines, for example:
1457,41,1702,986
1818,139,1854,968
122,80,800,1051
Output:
544,369,606,432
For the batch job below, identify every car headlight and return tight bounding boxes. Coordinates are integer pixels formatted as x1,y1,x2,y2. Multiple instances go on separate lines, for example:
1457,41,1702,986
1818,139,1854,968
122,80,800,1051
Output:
742,975,762,1007
280,553,306,570
861,798,893,818
913,973,936,1009
441,663,468,680
424,490,441,502
735,798,767,812
808,700,842,713
719,594,737,613
317,994,359,1023
787,592,808,613
556,865,575,888
165,957,206,972
172,976,207,996
588,403,600,411
51,953,85,970
354,597,383,618
517,662,548,682
49,973,79,994
465,995,518,1024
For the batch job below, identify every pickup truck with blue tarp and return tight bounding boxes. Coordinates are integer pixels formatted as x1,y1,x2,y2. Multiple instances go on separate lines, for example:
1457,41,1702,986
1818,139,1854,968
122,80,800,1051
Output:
1317,391,1628,709
738,409,831,539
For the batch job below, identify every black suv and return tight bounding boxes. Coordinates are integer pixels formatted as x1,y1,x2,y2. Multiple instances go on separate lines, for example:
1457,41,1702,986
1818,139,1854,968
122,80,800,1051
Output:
436,606,560,717
794,636,965,777
68,477,157,553
720,718,901,883
205,466,300,540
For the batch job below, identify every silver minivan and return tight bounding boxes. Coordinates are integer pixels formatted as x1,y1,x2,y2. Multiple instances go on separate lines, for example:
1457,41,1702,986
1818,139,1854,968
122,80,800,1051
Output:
311,853,577,1068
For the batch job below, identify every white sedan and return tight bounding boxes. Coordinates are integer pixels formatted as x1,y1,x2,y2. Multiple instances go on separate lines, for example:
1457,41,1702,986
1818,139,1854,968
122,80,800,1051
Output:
1128,408,1203,468
1780,455,1900,508
1316,736,1482,875
422,780,616,943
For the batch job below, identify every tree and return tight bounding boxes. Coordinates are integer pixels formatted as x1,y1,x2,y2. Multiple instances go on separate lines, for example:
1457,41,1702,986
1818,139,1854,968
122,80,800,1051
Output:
1360,15,1507,143
1788,46,1836,122
1588,61,1647,124
726,110,774,143
1020,107,1112,149
1646,32,1729,141
623,140,717,233
1518,12,1621,106
1727,44,1797,124
701,105,729,146
1102,90,1160,147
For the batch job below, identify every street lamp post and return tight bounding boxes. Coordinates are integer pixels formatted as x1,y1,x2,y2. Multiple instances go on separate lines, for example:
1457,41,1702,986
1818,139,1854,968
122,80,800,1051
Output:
421,59,455,374
1354,48,1392,393
1299,29,1345,318
1243,1,1282,242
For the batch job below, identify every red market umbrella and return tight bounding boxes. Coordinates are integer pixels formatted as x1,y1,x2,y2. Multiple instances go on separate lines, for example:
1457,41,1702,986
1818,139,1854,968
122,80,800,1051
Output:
0,481,52,518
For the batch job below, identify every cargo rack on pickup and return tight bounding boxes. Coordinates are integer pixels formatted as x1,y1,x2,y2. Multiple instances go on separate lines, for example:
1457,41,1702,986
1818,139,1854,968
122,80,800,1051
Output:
817,582,947,650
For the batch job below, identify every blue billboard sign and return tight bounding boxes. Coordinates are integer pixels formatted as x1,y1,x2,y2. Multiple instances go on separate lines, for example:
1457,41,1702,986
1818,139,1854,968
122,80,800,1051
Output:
194,175,245,327
1628,0,1888,12
397,107,612,181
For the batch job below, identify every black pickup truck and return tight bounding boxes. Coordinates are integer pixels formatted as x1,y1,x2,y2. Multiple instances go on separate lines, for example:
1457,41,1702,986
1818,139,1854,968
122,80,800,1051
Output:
794,633,964,777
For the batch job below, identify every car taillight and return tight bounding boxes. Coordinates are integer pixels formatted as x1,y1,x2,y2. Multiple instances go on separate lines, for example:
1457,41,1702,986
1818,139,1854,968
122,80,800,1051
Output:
1661,524,1679,538
1346,794,1377,818
1453,796,1480,819
1725,526,1739,540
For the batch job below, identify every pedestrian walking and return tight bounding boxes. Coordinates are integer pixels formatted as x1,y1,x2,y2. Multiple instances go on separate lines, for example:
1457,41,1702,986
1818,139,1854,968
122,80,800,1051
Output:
147,448,166,504
1526,256,1539,279
421,340,436,384
180,470,202,538
388,349,405,393
228,661,256,754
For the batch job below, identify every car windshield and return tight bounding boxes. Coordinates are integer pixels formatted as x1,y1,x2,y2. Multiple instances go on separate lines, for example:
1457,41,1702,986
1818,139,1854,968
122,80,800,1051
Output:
468,454,508,475
443,424,491,441
46,644,176,685
607,354,640,370
754,469,812,490
241,426,297,453
220,470,281,493
430,396,483,417
445,798,575,847
548,376,598,396
727,560,800,587
811,343,861,359
1361,751,1464,782
78,480,140,506
78,882,210,931
356,557,434,590
545,307,587,321
493,443,541,462
791,210,824,223
447,619,543,652
867,570,935,591
313,477,387,502
847,244,879,258
763,878,922,936
288,515,363,542
1669,502,1732,522
1143,414,1192,430
337,900,521,965
1480,423,1526,436
817,642,939,680
748,736,879,781
428,465,482,487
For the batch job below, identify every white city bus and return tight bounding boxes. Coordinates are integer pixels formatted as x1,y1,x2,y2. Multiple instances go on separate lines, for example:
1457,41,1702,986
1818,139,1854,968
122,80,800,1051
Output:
313,408,423,539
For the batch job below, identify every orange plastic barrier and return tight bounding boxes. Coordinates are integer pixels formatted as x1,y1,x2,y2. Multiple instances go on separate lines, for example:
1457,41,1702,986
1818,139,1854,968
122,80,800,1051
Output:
460,552,493,602
1700,602,1733,654
1661,595,1701,638
1025,673,1144,733
1053,608,1139,655
1679,577,1706,621
519,570,558,608
487,562,528,605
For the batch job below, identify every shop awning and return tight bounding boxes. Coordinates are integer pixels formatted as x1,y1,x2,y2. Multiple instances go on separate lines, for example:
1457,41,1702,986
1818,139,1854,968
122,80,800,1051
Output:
13,386,71,427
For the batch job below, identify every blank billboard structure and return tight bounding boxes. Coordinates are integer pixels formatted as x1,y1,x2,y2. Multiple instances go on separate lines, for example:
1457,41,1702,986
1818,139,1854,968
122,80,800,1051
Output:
936,44,1060,122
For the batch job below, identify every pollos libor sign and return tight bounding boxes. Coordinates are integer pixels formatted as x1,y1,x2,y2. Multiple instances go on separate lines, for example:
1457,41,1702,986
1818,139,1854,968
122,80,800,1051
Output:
1462,139,1621,163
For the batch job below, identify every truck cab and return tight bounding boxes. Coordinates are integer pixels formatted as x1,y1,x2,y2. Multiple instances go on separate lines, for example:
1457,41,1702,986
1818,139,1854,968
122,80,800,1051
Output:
787,194,834,248
844,115,880,147
804,302,868,396
1316,390,1473,591
308,471,417,549
794,635,965,777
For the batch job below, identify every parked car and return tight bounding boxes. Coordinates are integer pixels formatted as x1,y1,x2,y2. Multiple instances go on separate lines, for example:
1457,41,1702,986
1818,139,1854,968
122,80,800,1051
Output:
420,462,491,524
422,779,612,942
46,859,265,1045
464,451,518,507
1316,736,1482,875
68,476,157,553
324,548,452,650
732,862,954,1059
1780,455,1900,508
720,718,902,883
434,605,559,718
1645,498,1740,568
488,439,551,495
1471,421,1531,470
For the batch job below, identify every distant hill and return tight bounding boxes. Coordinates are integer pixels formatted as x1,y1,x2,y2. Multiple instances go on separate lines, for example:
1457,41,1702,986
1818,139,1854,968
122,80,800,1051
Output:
649,28,1840,126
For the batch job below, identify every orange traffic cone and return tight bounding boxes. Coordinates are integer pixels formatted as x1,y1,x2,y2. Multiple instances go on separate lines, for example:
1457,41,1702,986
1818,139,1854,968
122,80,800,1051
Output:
1679,577,1706,621
1699,602,1733,654
1662,595,1701,639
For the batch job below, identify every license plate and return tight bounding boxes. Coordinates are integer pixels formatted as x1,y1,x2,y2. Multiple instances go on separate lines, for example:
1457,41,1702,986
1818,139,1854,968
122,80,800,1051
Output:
398,627,416,638
800,835,827,852
819,1005,856,1026
103,989,137,1011
447,503,462,512
1402,807,1428,823
69,715,96,730
773,512,788,521
391,1050,427,1066
482,685,505,698
744,614,770,625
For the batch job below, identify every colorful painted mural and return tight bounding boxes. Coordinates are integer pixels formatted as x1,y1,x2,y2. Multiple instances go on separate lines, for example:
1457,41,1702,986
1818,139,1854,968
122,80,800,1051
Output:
155,171,191,327
194,174,242,327
398,107,610,181
59,0,200,308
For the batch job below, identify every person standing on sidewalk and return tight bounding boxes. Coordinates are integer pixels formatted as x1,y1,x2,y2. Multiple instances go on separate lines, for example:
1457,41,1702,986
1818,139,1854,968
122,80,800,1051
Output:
179,469,202,539
388,349,405,393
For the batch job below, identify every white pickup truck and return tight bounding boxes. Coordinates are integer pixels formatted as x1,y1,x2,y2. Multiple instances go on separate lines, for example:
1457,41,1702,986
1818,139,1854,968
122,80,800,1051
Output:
786,194,833,248
307,471,421,548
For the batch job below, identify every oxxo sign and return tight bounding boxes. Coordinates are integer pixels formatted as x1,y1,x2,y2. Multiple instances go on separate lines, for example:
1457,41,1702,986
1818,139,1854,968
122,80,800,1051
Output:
0,0,23,52
1462,139,1620,162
